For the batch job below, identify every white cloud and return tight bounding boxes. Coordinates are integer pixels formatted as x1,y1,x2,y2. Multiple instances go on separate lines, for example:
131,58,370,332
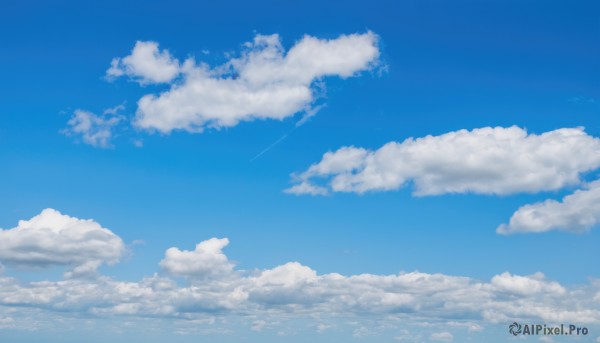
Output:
3,263,597,325
252,262,317,287
106,41,180,84
1,236,599,337
107,32,380,133
430,332,453,342
0,209,125,275
283,181,329,196
63,108,123,148
160,237,235,279
498,179,600,234
287,126,600,196
491,272,565,296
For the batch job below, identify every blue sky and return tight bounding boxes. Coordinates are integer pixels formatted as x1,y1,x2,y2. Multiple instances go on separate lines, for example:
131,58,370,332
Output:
1,1,599,342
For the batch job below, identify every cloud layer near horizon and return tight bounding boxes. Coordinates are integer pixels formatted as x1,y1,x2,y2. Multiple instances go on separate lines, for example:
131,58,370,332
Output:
0,209,599,337
106,32,380,133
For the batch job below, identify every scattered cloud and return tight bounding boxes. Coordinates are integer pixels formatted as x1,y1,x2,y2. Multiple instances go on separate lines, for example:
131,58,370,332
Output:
63,108,124,148
0,209,125,277
287,126,600,196
107,32,380,133
103,103,126,115
498,179,600,234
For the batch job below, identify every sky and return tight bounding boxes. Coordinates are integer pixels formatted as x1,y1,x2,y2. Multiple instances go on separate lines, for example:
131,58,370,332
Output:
0,0,599,342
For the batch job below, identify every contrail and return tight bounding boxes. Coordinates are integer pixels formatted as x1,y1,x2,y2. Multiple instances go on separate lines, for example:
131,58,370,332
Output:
250,105,325,162
250,127,297,162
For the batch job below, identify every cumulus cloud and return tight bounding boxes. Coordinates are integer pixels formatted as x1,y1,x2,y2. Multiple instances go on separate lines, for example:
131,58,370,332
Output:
107,32,380,133
0,209,125,275
1,236,599,332
498,179,600,234
160,237,235,279
287,126,600,196
0,229,599,338
63,108,124,148
106,41,180,84
491,272,565,296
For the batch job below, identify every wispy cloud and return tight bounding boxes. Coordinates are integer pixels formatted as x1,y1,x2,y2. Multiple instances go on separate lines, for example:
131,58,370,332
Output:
63,106,125,148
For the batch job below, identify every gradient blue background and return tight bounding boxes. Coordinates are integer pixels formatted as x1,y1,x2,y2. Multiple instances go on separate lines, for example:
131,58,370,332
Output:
0,1,599,333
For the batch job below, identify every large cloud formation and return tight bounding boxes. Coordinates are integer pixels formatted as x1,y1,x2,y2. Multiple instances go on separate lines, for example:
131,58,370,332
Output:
106,32,380,133
0,229,599,336
286,126,600,196
0,209,125,276
3,263,595,324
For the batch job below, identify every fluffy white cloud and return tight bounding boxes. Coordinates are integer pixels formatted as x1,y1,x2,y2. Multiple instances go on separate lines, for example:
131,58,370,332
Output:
107,32,380,133
106,41,180,84
1,235,599,337
0,209,125,275
252,262,317,287
160,237,235,279
6,237,599,323
287,126,600,196
63,108,123,148
498,180,600,234
491,272,565,296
